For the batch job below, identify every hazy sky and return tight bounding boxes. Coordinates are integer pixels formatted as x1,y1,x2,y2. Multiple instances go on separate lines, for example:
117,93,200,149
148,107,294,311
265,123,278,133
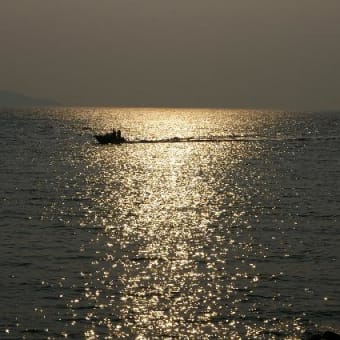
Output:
1,0,340,109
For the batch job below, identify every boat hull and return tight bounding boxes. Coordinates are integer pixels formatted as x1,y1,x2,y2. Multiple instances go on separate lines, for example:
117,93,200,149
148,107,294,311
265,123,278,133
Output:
94,134,126,145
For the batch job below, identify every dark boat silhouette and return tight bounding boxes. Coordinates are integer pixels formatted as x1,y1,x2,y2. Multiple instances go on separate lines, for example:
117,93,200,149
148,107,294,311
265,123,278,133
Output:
94,132,126,144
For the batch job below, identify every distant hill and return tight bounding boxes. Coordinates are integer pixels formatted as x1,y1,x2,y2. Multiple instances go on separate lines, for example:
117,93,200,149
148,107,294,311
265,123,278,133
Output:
0,90,60,107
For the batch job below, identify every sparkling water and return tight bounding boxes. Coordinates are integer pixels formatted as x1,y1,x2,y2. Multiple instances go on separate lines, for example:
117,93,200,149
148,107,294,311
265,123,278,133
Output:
1,108,339,339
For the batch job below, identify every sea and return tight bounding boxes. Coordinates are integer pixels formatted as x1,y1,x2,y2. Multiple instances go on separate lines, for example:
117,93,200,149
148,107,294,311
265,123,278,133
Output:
0,107,339,339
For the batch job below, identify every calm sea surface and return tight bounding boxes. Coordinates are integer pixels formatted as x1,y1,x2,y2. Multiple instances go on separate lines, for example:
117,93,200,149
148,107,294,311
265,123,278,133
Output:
0,107,339,339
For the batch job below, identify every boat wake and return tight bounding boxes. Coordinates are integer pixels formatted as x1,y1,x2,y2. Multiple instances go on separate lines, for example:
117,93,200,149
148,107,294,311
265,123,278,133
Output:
124,135,340,144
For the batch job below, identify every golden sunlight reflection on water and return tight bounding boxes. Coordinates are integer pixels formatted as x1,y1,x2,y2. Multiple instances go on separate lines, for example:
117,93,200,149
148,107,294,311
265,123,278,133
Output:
4,108,340,339
63,109,307,339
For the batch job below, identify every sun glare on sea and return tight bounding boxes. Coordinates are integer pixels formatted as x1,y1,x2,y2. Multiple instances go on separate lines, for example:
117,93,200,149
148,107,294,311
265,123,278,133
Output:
58,108,306,338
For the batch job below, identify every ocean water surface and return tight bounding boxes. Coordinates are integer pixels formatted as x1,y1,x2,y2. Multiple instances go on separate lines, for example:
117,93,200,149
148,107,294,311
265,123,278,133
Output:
0,107,339,339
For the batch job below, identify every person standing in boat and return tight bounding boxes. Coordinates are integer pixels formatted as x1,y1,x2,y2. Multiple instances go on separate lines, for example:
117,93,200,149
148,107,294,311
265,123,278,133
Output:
112,128,117,140
117,129,122,140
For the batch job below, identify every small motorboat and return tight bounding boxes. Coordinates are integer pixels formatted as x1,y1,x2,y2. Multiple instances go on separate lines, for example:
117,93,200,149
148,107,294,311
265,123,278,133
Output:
94,132,126,145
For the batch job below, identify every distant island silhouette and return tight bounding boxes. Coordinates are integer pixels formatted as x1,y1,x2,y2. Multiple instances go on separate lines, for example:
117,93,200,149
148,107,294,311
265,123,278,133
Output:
0,90,60,107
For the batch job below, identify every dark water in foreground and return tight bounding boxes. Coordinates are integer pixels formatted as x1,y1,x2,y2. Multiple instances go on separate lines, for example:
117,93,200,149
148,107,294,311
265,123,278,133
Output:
0,107,339,339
